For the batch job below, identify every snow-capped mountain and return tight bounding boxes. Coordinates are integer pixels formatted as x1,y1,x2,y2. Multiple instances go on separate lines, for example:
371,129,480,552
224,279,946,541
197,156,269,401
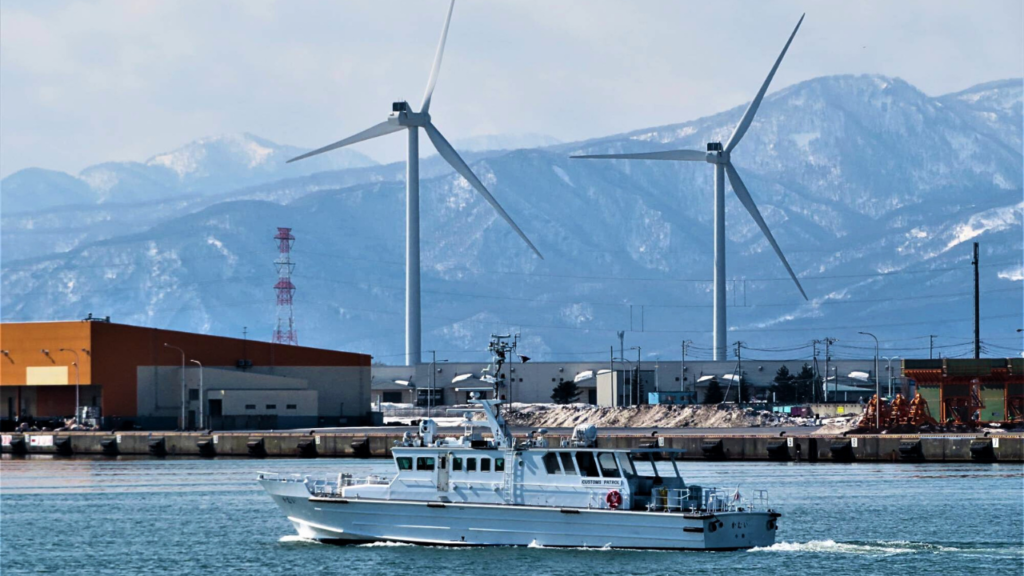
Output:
2,75,1021,362
1,133,377,213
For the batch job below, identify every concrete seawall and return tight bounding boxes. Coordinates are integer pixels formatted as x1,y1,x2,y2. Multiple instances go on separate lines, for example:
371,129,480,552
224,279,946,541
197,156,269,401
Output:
3,431,1021,462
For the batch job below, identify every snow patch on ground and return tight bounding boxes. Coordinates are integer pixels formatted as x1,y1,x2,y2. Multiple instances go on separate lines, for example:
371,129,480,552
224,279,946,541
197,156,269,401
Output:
492,403,858,432
944,202,1023,251
790,132,819,151
551,165,574,187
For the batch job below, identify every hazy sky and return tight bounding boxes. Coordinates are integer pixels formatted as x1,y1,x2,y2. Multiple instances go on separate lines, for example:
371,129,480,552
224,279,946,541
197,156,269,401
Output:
1,0,1021,178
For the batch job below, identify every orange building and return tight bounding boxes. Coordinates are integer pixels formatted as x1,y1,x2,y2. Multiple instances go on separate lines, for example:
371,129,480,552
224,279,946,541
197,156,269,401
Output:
0,319,371,430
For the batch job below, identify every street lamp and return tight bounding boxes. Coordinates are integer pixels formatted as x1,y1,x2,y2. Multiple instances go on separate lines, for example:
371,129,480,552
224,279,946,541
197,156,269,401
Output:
629,347,641,407
190,360,204,430
58,348,81,424
611,357,636,408
859,332,880,430
428,351,447,415
164,343,186,430
882,356,901,398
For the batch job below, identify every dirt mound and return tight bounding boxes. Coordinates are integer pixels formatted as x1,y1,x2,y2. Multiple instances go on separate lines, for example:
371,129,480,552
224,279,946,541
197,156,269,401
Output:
479,403,858,433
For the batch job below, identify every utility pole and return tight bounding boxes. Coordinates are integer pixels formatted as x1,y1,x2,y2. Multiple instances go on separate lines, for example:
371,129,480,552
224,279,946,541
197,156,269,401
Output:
811,340,820,403
738,341,743,404
823,337,836,402
929,335,937,359
972,242,980,359
631,346,641,407
681,340,692,394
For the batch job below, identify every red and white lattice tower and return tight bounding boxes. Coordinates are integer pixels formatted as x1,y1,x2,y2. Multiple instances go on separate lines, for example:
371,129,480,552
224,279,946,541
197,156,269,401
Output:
272,227,298,345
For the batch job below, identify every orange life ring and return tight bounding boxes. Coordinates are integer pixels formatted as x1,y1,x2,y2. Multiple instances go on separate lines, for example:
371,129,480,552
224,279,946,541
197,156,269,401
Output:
605,489,622,509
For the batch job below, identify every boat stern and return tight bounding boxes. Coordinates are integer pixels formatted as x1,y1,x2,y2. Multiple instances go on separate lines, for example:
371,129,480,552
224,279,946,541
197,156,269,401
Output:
702,511,779,550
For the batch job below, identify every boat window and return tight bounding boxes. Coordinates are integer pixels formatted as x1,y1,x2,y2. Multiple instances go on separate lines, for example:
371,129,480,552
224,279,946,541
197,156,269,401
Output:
481,458,491,472
597,452,620,478
559,452,577,475
619,453,637,476
396,457,413,470
543,452,562,474
467,458,477,472
495,458,505,472
416,457,435,471
576,452,599,477
453,457,463,471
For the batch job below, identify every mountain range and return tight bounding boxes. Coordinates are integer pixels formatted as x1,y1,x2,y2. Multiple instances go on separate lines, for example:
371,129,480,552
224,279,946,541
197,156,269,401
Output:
2,74,1021,363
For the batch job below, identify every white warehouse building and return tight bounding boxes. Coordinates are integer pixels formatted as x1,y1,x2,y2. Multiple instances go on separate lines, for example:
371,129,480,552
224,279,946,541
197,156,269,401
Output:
371,358,889,408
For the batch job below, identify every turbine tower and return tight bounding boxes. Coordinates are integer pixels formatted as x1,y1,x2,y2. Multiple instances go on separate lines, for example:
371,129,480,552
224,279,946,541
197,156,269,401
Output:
573,15,808,361
287,0,542,366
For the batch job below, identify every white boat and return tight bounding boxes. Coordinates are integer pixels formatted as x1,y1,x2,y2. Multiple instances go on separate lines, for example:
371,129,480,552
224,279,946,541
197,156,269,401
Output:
259,336,781,550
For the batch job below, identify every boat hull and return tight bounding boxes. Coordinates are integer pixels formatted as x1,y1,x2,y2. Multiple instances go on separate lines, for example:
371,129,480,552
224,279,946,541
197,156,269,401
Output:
261,479,777,550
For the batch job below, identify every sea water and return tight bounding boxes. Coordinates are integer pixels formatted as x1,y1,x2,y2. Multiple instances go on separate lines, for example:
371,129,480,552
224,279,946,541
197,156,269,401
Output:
1,456,1021,575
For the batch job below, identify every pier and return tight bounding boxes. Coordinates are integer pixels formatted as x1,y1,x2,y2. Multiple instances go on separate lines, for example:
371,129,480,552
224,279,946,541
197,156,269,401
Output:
3,430,1021,462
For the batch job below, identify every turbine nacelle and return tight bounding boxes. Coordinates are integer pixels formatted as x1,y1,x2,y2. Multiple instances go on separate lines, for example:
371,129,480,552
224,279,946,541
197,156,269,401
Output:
390,101,431,127
705,142,729,165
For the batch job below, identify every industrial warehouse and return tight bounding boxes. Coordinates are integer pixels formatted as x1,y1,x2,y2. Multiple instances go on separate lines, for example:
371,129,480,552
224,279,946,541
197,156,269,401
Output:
0,318,371,431
371,356,1023,427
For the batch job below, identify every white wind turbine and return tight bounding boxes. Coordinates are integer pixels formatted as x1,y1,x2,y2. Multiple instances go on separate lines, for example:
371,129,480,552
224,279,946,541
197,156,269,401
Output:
572,15,808,361
288,0,543,366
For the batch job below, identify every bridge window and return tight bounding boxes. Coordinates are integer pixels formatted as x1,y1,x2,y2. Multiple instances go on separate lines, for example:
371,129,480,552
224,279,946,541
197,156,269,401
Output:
597,452,620,478
576,452,599,477
543,452,562,474
559,452,577,475
619,453,637,476
453,457,463,471
396,457,413,470
466,458,477,472
480,458,491,472
495,458,505,472
416,457,435,471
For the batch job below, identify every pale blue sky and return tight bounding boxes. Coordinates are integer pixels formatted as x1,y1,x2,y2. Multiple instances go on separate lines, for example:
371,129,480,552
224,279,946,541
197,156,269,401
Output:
1,0,1021,178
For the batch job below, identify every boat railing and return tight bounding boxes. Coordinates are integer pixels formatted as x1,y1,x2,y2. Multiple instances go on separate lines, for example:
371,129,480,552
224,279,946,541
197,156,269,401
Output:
645,486,770,514
265,472,392,498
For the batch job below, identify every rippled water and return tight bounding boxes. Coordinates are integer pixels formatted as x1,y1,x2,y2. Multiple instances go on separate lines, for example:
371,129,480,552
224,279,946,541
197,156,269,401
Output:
2,456,1021,575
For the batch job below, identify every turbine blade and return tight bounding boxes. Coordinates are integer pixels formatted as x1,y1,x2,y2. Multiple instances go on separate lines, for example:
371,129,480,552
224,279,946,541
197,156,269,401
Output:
570,149,706,161
725,162,807,300
724,14,804,153
425,122,543,259
420,0,456,114
287,121,403,163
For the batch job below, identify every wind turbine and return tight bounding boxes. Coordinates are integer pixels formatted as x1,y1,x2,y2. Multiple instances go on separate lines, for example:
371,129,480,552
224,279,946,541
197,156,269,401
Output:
572,15,808,361
287,0,543,366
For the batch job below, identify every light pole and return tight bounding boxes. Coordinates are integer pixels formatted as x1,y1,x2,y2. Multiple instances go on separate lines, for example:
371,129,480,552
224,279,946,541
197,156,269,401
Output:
164,343,186,430
611,357,635,408
629,347,641,407
428,351,447,415
681,340,692,394
882,356,900,398
190,360,204,430
859,332,880,429
58,348,81,423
